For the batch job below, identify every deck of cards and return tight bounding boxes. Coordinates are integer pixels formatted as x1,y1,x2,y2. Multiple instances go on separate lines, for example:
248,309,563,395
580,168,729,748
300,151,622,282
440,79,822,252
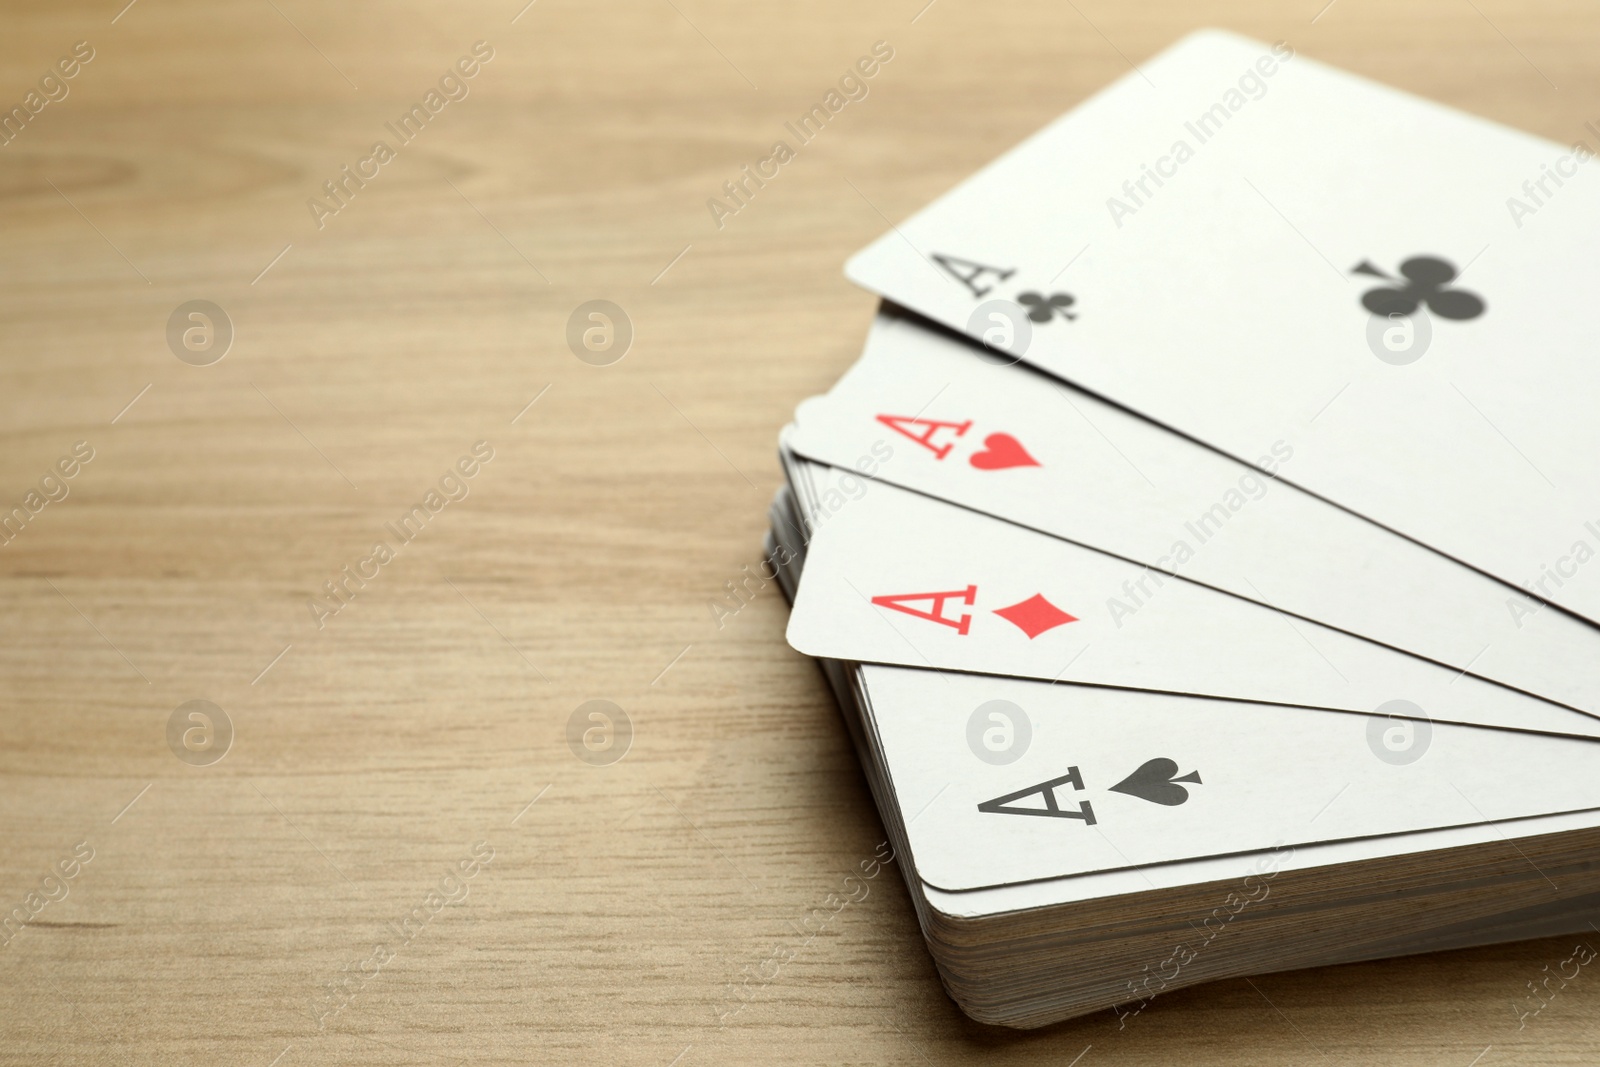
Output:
767,31,1600,1029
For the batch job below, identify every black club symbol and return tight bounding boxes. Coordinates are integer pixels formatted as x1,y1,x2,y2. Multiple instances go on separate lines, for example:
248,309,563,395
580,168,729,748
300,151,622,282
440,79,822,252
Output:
1016,291,1076,323
1353,256,1485,321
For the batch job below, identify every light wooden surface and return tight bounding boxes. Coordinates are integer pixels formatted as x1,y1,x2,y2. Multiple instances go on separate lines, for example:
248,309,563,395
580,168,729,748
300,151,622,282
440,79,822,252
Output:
3,0,1599,1062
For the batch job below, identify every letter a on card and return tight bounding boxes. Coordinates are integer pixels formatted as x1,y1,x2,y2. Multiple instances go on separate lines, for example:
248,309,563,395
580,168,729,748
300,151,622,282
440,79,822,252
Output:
875,414,971,460
977,768,1096,824
871,586,976,633
930,254,1015,298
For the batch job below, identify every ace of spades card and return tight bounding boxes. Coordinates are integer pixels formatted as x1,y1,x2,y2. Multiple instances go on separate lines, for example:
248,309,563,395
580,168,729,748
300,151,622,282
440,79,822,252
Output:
861,666,1600,891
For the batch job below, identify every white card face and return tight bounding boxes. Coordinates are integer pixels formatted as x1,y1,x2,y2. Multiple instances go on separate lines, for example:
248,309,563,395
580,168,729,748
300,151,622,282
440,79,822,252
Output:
784,463,1600,738
844,29,1600,625
787,311,1600,718
919,801,1600,917
864,665,1600,891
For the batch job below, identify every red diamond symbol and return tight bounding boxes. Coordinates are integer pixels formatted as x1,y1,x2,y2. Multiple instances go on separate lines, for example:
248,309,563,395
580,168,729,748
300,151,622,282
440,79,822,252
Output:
992,593,1077,639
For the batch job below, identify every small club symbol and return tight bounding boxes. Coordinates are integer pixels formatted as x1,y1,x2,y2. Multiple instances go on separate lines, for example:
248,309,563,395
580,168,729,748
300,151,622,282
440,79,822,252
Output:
1016,291,1077,323
1353,256,1485,321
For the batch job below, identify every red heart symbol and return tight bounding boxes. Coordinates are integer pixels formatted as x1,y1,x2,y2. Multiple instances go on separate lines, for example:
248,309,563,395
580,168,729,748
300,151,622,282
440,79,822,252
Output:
969,433,1039,471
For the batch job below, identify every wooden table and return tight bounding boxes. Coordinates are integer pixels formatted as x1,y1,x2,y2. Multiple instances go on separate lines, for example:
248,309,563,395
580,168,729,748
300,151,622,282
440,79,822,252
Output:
3,0,1597,1062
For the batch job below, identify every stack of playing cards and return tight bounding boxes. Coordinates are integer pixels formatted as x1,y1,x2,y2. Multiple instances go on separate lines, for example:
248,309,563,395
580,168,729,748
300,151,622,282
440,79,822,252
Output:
769,30,1600,1028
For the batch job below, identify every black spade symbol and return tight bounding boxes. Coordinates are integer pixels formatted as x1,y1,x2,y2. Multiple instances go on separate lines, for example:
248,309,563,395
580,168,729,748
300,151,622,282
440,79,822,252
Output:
1108,758,1202,806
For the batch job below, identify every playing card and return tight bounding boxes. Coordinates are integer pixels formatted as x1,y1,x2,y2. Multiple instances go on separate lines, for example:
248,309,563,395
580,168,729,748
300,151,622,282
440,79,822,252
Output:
784,464,1600,738
843,29,1600,624
786,309,1600,717
865,665,1600,890
919,799,1600,916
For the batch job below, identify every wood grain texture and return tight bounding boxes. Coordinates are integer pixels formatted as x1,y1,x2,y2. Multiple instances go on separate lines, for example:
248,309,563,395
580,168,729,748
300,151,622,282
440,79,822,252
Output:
1,0,1597,1062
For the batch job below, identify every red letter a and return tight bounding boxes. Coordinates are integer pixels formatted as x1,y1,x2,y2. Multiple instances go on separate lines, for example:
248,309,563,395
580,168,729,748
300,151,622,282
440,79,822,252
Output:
870,586,977,634
875,415,972,460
